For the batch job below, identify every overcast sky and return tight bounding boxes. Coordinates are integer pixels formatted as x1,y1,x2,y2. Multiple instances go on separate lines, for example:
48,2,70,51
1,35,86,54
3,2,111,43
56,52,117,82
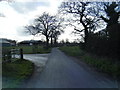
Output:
0,0,80,42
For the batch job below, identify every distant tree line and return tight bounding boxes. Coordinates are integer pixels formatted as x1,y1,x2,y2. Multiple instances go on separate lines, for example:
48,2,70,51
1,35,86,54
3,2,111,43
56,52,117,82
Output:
58,39,80,46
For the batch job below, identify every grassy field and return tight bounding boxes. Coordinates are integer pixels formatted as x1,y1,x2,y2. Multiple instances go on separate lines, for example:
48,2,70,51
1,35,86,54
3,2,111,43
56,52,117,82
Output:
2,59,34,88
2,45,51,54
59,46,120,78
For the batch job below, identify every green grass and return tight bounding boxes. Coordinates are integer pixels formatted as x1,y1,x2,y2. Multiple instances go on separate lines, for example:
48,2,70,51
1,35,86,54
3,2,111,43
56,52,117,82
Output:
2,45,51,88
2,59,34,88
82,54,119,77
59,46,120,78
59,46,84,57
2,45,51,54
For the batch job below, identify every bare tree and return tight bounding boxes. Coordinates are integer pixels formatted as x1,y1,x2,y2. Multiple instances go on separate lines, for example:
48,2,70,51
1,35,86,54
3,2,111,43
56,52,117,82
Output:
59,1,100,48
49,17,64,46
25,12,64,48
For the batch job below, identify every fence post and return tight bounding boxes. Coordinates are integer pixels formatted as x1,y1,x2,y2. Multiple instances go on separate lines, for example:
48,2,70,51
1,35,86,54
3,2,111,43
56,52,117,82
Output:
8,51,11,62
20,48,23,59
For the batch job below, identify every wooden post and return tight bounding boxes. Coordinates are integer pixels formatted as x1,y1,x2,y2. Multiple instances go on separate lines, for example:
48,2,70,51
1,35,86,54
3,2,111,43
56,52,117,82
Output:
20,48,23,59
8,51,11,62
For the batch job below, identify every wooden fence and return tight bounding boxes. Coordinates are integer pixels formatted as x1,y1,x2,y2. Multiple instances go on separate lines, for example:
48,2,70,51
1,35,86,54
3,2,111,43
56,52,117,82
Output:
11,48,23,59
2,48,23,63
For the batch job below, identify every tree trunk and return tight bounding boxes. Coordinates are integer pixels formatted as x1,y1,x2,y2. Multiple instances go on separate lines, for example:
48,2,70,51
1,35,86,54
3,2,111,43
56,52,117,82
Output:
84,28,89,49
51,36,53,47
46,36,49,48
80,15,89,49
54,37,57,47
20,48,23,59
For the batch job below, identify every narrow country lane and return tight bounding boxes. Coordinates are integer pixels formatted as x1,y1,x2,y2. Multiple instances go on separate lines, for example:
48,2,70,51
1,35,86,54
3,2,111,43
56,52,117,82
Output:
21,48,118,88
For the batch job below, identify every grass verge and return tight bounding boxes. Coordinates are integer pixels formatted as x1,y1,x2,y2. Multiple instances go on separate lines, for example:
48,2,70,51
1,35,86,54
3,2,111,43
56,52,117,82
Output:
2,59,34,88
59,46,120,78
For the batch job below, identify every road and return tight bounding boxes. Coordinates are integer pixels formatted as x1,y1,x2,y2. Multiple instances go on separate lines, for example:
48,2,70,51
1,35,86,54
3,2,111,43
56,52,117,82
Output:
21,48,118,88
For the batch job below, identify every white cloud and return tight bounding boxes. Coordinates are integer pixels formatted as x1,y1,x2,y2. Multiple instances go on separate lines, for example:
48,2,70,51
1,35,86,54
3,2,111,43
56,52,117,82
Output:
0,2,31,40
0,0,77,42
9,1,50,14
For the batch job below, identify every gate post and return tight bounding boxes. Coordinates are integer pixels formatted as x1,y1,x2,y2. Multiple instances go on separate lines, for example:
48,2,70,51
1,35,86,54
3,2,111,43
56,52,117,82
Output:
20,48,23,59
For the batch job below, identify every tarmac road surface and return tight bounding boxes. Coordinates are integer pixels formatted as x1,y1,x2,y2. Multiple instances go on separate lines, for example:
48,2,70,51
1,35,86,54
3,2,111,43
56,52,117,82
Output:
21,48,118,88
